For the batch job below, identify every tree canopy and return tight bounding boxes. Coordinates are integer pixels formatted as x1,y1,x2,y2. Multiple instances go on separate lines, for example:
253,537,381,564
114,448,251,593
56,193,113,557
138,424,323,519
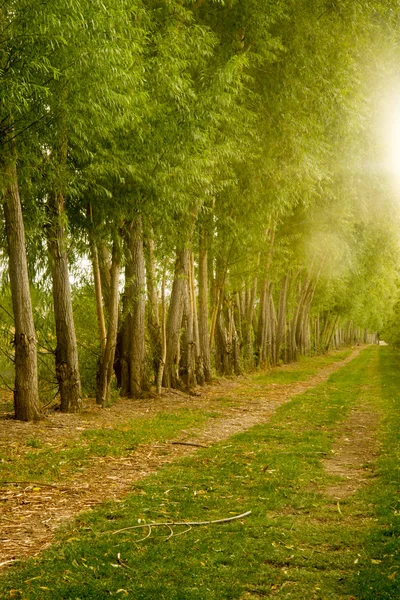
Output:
1,0,400,419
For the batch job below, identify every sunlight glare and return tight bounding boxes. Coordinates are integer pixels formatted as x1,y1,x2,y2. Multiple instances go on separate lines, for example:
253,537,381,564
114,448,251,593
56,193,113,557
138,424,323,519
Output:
381,89,400,186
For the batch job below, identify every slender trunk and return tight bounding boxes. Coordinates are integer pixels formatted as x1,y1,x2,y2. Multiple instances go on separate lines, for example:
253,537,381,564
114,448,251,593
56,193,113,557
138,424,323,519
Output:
128,217,146,397
275,275,289,364
1,153,41,421
325,315,340,351
270,286,277,365
198,229,212,382
96,242,120,406
209,287,221,354
189,251,204,385
88,210,107,354
46,107,82,413
144,231,161,381
98,242,112,314
215,300,232,376
120,252,133,397
181,270,196,388
46,189,82,413
156,264,167,395
163,248,190,388
144,234,159,328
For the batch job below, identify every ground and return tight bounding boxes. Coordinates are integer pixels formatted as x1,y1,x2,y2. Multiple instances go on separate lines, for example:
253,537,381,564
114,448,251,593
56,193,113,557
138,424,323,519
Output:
0,347,377,572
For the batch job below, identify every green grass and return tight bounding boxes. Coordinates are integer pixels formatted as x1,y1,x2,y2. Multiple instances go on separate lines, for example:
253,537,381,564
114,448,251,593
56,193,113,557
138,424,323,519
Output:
251,348,352,385
0,410,210,484
2,346,400,598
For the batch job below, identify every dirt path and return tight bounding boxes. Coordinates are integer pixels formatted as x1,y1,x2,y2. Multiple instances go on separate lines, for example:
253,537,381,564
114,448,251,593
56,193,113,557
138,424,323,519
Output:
0,349,362,570
322,402,381,498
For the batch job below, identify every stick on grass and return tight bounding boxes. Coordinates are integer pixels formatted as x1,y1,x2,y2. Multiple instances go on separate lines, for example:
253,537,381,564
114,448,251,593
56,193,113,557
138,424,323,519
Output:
110,510,252,536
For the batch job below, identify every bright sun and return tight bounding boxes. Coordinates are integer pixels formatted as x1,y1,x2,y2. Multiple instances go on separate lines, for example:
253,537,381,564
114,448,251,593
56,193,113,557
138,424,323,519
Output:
380,90,400,184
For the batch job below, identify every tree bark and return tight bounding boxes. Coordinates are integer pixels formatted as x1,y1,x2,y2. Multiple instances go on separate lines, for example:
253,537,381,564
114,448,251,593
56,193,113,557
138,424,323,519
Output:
119,217,147,397
1,154,42,421
275,275,289,365
46,188,82,413
198,227,212,383
156,263,167,395
98,241,112,314
88,208,107,354
96,241,120,406
128,217,146,397
189,251,204,385
163,248,190,388
144,230,161,381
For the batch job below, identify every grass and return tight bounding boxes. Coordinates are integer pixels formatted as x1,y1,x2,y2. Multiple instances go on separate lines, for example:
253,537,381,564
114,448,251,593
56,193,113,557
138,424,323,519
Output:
0,347,352,484
2,345,400,598
251,348,352,385
0,410,210,484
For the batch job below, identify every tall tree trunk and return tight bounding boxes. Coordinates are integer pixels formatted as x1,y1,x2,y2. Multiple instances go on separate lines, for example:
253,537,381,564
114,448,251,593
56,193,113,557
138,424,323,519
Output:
189,251,204,385
181,274,196,388
144,234,159,330
198,228,212,382
128,217,147,397
215,299,232,376
156,263,167,395
98,241,112,315
1,152,42,421
144,230,161,381
88,207,106,354
96,242,120,406
163,248,190,388
275,275,289,365
46,188,82,413
119,254,133,397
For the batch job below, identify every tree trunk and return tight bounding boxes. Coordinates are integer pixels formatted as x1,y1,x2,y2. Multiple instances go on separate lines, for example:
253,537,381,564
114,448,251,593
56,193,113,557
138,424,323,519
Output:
275,275,289,365
163,248,190,388
144,230,161,381
189,251,204,385
1,154,42,421
46,189,82,413
96,242,120,406
88,213,107,354
156,263,167,395
215,299,232,376
128,217,147,396
198,229,212,381
98,241,112,315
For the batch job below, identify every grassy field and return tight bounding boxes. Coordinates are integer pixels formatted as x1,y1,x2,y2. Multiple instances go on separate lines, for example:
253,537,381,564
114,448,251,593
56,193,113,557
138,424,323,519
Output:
1,346,399,599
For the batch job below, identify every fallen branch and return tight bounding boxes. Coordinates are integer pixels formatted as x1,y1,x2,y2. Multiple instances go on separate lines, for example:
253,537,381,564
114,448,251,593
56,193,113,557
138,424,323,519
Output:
0,480,64,489
171,441,207,448
110,510,252,536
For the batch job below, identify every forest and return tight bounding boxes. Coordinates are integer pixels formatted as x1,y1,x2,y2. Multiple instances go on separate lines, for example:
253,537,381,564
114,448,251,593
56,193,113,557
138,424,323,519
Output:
1,0,400,420
3,2,400,598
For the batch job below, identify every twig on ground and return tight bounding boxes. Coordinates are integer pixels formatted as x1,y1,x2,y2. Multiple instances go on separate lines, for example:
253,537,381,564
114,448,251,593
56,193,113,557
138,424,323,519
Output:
171,441,208,449
110,510,252,537
0,480,64,489
0,559,18,568
135,525,152,543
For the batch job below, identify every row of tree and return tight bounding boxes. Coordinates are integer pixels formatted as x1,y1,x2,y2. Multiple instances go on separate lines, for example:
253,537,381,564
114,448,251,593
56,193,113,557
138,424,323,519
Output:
1,0,399,420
